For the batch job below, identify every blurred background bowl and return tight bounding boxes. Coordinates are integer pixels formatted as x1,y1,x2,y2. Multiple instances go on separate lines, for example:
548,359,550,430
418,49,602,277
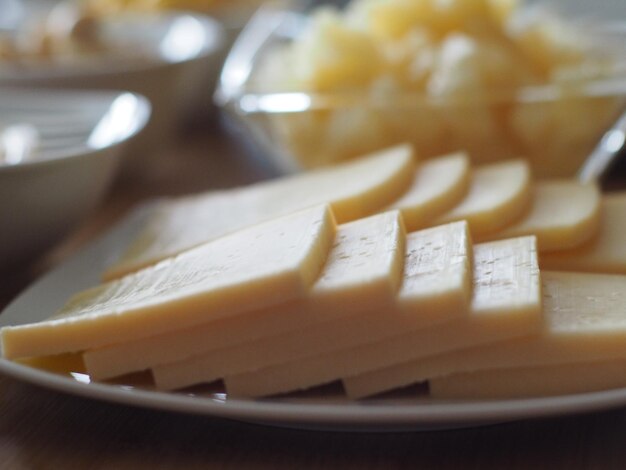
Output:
83,0,267,52
0,88,150,271
0,1,226,169
216,2,626,178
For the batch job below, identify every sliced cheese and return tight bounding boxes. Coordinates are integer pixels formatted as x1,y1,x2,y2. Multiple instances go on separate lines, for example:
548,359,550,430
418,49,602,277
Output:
541,192,626,273
1,205,336,360
435,159,532,237
103,144,416,280
150,221,471,390
345,271,626,398
388,152,470,231
478,180,601,252
85,210,407,380
220,236,542,397
429,360,626,399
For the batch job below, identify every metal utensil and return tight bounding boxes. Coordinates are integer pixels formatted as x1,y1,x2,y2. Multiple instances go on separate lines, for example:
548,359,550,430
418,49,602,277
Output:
578,109,626,184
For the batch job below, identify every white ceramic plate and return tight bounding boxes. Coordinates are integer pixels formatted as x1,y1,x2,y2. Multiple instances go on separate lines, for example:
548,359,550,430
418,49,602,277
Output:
3,208,626,431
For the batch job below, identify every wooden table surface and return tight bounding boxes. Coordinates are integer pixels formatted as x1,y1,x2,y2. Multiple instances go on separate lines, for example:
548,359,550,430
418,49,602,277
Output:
3,112,626,469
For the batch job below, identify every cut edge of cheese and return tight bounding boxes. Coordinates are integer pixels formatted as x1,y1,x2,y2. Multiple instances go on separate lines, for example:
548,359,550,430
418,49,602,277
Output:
102,143,417,281
428,359,626,399
327,144,418,223
1,205,337,360
389,152,471,231
152,221,475,392
219,236,541,398
84,210,407,381
436,159,532,236
540,192,626,273
344,270,626,399
479,180,601,252
396,220,472,323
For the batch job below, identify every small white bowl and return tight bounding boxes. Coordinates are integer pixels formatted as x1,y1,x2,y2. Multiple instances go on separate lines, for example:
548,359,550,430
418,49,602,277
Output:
0,88,150,271
0,2,225,165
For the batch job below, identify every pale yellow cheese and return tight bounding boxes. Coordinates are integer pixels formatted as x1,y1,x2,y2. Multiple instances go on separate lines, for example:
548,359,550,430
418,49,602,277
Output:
541,193,626,273
103,144,416,280
388,152,470,231
220,236,541,397
1,205,336,360
345,271,626,398
150,221,472,390
84,210,407,380
429,360,626,399
478,180,601,252
435,160,532,236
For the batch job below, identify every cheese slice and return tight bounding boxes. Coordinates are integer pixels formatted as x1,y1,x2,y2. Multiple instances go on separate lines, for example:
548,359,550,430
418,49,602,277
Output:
103,144,416,280
435,159,532,237
345,271,626,398
429,360,626,399
388,152,470,231
1,205,336,360
150,221,472,390
84,210,406,380
220,236,542,397
477,180,601,252
541,192,626,273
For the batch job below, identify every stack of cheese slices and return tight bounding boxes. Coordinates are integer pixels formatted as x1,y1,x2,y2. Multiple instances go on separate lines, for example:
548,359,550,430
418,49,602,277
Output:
4,143,626,400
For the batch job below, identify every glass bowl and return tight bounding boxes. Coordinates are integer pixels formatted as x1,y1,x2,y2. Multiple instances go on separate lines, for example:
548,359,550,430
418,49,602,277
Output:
215,2,626,178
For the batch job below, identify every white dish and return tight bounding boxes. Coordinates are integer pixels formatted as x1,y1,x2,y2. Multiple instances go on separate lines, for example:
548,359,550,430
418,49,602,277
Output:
0,87,150,270
2,208,626,431
0,1,226,162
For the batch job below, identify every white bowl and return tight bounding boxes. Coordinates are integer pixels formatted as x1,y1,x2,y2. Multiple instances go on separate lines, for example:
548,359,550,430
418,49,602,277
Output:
0,88,150,271
0,2,226,165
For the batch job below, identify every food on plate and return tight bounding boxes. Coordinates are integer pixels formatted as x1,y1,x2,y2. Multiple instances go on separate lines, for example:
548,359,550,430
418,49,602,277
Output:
387,151,470,231
103,146,599,281
1,205,336,359
435,159,532,235
429,360,626,399
476,179,601,250
344,271,626,398
85,210,407,380
540,193,626,274
410,272,626,395
5,141,626,400
152,220,472,391
102,144,416,280
251,0,623,175
222,236,541,397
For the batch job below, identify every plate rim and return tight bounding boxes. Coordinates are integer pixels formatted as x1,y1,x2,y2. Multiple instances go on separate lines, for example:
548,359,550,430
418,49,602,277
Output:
2,205,626,430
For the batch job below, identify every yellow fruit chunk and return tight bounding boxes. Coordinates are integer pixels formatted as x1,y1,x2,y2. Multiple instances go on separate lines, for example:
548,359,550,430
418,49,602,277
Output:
295,7,384,91
1,205,336,360
84,210,406,380
103,144,416,280
151,221,472,390
221,236,540,397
